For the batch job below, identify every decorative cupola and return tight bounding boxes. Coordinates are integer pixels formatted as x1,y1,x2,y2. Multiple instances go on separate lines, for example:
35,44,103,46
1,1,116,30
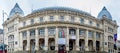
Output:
97,6,112,20
9,3,24,17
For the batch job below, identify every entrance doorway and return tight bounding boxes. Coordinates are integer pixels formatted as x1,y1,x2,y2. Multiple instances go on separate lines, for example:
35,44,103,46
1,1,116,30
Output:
69,39,75,51
58,45,66,53
96,41,100,51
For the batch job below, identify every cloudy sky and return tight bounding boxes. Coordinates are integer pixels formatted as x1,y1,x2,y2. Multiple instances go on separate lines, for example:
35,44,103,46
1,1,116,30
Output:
0,0,120,39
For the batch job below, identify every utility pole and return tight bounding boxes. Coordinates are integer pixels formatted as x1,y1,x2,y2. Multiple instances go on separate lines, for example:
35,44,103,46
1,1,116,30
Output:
2,10,8,53
2,10,5,53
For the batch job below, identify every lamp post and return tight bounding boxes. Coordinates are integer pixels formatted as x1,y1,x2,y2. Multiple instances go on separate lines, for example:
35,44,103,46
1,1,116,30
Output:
2,10,8,53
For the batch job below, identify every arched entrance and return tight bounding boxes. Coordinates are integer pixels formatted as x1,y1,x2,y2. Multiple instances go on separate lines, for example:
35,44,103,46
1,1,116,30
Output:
48,38,55,50
30,39,35,53
39,39,44,50
69,39,75,51
88,40,93,51
96,41,100,51
23,40,27,50
79,39,85,51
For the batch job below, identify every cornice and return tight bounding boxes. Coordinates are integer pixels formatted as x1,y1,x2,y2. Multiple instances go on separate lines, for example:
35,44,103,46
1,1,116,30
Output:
19,21,104,32
101,17,118,27
20,10,102,23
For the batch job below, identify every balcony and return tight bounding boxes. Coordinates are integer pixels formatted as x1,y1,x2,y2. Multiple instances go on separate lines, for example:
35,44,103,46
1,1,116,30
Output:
88,36,94,40
48,34,55,38
39,34,45,38
23,36,27,40
30,35,35,39
96,37,100,41
79,35,85,39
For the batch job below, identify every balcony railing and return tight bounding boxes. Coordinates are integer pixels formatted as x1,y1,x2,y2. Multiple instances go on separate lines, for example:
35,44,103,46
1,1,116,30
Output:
23,36,27,40
48,34,55,37
30,35,35,39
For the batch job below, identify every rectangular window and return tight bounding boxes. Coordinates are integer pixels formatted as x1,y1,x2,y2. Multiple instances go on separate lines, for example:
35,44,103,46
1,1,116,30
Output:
80,18,84,24
108,27,113,32
50,16,54,21
89,20,92,26
60,16,64,21
88,31,93,38
22,31,27,38
8,26,14,32
69,29,76,35
96,23,100,28
40,17,43,22
70,16,74,22
30,29,35,36
31,19,34,24
79,29,85,36
48,28,55,35
96,32,100,39
23,22,26,26
39,28,44,35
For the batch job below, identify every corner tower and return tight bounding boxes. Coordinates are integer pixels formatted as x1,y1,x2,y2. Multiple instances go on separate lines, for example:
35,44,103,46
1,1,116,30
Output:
9,3,24,17
97,6,112,20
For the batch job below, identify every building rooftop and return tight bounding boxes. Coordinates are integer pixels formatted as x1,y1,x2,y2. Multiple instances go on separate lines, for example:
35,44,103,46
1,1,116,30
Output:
32,6,91,16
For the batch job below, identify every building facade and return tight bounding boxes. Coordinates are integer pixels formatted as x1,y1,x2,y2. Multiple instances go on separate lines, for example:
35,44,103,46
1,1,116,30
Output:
117,40,120,53
0,29,3,44
3,3,118,53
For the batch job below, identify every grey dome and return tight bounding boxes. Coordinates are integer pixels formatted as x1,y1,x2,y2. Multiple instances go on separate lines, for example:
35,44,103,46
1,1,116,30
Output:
9,3,24,17
32,6,91,16
97,7,112,20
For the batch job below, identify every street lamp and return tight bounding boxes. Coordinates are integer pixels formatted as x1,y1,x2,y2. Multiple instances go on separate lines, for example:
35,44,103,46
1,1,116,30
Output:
2,10,8,53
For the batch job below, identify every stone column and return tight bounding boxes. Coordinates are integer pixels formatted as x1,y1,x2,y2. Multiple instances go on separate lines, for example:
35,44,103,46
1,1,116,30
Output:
26,30,30,51
100,33,103,51
93,31,96,51
55,27,58,50
44,27,48,50
35,29,39,50
85,30,88,51
66,27,69,51
76,28,80,51
19,32,23,51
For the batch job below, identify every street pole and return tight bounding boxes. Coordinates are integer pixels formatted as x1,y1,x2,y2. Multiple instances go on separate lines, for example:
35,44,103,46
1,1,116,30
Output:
2,10,8,53
2,10,5,53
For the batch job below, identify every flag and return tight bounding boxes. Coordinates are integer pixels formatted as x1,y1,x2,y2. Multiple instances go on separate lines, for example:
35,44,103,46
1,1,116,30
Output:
59,31,62,38
62,29,65,38
114,34,117,41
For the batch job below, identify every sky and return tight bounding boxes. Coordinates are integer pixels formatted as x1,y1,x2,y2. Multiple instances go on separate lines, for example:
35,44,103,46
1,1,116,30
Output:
0,0,120,39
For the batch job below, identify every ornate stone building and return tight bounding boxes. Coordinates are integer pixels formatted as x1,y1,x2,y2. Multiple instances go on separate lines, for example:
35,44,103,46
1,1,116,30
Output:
0,29,3,44
3,3,118,53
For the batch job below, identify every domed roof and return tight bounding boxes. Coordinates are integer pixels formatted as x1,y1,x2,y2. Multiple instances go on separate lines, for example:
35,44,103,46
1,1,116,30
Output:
9,3,24,17
32,6,91,16
97,6,112,20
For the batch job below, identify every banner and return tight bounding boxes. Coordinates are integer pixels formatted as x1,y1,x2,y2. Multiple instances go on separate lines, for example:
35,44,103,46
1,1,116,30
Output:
58,38,66,44
114,34,117,41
